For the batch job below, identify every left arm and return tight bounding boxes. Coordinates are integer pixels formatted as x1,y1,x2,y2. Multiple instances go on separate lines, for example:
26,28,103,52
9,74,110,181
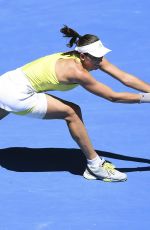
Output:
99,58,150,93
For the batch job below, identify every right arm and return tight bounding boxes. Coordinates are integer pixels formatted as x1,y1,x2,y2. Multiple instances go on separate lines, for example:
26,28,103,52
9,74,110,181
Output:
73,68,141,103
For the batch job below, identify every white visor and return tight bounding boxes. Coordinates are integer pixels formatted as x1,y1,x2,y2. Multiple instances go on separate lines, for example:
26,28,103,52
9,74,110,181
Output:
75,40,111,58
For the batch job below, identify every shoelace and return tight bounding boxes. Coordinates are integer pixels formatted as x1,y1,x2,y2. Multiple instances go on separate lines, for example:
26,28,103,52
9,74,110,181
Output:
102,161,115,171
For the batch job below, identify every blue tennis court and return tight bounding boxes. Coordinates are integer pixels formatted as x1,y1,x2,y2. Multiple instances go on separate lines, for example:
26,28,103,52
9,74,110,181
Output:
0,1,150,229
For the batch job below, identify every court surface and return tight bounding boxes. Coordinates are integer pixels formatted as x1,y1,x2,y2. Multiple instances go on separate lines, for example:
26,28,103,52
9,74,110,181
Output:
0,1,150,229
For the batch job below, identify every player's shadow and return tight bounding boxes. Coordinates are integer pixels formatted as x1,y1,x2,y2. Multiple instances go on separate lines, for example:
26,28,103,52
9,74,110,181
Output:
0,147,150,175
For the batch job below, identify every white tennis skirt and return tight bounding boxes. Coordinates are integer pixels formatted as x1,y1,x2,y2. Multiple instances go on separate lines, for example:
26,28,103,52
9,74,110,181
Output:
0,68,47,119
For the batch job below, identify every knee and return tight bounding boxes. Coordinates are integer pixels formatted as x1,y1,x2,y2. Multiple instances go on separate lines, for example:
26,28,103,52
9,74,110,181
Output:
65,103,82,121
71,103,82,116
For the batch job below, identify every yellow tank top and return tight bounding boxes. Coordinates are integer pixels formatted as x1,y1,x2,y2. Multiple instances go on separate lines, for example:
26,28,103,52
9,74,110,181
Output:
21,52,80,92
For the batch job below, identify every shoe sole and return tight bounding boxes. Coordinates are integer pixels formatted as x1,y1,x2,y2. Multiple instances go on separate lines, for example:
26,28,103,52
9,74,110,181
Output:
83,169,127,182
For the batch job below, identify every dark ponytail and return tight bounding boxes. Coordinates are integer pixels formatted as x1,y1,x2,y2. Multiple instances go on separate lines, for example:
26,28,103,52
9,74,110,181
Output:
60,25,99,56
60,25,81,48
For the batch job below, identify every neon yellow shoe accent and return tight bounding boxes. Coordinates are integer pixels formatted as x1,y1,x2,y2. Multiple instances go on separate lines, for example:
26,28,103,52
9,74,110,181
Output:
102,162,116,182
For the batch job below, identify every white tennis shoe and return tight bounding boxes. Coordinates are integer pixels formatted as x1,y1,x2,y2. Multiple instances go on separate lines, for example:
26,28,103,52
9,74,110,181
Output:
83,161,127,182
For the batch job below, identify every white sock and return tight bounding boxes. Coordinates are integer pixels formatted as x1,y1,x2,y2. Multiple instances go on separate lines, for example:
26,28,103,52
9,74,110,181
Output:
87,155,104,168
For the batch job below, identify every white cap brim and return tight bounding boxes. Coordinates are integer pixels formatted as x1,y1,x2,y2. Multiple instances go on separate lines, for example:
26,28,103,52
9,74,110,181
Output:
75,40,111,58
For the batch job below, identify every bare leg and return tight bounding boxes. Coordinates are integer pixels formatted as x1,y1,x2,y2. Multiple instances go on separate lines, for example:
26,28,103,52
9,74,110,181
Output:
43,95,127,181
0,108,9,120
44,95,98,160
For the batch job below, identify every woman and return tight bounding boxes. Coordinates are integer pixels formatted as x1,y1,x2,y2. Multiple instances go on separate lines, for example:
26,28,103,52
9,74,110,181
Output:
0,25,150,182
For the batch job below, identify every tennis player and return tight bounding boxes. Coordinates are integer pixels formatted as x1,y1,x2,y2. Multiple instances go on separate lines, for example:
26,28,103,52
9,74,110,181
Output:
0,25,150,182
